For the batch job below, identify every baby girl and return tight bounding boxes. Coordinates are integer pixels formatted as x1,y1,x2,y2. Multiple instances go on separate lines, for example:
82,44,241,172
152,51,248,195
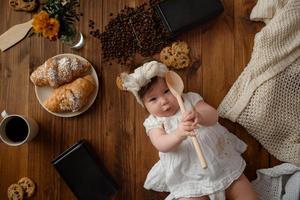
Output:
120,61,257,200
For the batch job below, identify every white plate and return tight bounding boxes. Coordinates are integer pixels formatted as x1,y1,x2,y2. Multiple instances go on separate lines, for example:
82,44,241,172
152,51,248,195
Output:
34,53,99,117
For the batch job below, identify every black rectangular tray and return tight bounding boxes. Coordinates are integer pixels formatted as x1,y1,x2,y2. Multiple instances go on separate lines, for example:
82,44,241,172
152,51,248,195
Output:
52,140,117,200
155,0,224,35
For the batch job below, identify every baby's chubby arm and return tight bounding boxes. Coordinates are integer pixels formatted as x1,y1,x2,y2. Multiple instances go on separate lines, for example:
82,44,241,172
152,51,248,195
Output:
148,118,198,152
192,100,219,126
148,100,218,152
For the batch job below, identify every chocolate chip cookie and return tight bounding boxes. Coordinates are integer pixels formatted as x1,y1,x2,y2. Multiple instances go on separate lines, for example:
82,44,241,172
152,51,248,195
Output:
160,46,176,67
173,53,190,69
17,177,36,198
9,0,37,12
159,41,191,69
171,41,190,55
7,183,24,200
116,75,125,90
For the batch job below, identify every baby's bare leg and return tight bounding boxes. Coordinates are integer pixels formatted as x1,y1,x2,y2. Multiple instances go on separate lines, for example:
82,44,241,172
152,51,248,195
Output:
225,174,257,200
179,196,209,200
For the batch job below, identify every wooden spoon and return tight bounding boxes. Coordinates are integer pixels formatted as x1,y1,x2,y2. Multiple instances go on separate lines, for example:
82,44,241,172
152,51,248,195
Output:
165,71,207,169
0,19,33,51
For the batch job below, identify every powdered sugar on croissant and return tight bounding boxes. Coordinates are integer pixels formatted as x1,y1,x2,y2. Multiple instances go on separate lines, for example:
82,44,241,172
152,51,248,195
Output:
30,56,91,88
44,75,96,112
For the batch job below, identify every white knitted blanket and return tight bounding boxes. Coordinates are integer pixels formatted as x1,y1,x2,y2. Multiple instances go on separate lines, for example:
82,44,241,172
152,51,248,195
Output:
218,0,300,164
251,163,300,200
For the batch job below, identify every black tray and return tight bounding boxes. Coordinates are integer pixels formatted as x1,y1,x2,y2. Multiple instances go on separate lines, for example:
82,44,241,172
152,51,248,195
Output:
52,140,117,200
155,0,224,35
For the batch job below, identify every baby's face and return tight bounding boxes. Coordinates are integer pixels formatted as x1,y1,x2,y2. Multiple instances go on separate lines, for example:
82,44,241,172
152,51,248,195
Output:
142,77,179,117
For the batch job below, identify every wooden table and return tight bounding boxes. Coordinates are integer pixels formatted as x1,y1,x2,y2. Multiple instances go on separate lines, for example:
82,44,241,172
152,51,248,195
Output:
0,0,281,199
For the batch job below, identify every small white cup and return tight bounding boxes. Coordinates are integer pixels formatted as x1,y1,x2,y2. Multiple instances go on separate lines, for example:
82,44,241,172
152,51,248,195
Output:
0,110,39,146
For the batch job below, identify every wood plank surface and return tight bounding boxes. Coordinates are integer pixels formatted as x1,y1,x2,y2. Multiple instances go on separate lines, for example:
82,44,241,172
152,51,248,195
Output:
0,0,281,199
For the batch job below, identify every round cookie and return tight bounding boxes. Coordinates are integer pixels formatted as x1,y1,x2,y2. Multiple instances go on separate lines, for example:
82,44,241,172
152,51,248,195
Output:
172,53,190,69
116,75,125,90
171,41,190,55
160,46,175,67
17,177,36,198
7,183,24,200
9,0,37,12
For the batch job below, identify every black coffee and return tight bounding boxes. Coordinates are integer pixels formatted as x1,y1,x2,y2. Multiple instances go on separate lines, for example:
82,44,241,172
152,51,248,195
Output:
5,117,28,142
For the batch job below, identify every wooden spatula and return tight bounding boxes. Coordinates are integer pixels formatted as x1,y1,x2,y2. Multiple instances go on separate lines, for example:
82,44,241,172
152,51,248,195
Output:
0,19,33,52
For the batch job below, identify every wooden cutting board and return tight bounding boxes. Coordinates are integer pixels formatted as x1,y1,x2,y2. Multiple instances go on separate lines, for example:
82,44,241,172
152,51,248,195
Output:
0,19,33,52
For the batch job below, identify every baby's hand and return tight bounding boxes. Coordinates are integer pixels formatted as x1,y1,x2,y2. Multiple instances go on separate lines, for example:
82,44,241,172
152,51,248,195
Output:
175,122,197,139
175,110,200,139
182,109,201,127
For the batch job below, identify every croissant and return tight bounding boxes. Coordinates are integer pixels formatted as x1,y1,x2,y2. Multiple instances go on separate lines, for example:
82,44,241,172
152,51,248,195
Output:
44,75,96,113
30,56,91,88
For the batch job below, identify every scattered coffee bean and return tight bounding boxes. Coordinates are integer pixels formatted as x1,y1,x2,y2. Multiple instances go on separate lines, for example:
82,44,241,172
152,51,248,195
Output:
98,1,172,65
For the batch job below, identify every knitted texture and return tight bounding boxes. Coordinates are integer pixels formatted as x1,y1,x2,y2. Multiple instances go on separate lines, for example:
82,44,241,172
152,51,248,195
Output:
251,163,300,200
218,0,300,164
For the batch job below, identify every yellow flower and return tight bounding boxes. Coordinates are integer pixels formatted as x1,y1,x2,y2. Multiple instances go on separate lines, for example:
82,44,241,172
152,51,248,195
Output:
32,10,60,41
32,11,49,33
42,18,60,41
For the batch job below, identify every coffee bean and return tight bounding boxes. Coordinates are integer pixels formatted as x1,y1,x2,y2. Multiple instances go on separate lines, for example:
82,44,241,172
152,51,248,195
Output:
96,1,172,66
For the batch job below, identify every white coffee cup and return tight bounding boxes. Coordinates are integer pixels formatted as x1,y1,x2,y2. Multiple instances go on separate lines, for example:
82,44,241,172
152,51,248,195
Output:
0,110,39,146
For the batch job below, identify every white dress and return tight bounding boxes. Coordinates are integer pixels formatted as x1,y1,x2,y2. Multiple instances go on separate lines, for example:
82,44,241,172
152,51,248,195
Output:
143,92,247,200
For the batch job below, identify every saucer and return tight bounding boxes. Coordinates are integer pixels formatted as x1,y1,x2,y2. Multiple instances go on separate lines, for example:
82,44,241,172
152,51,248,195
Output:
34,54,99,117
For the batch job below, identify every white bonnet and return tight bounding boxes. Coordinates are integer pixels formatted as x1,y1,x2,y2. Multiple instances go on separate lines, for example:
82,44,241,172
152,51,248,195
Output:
120,61,169,106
